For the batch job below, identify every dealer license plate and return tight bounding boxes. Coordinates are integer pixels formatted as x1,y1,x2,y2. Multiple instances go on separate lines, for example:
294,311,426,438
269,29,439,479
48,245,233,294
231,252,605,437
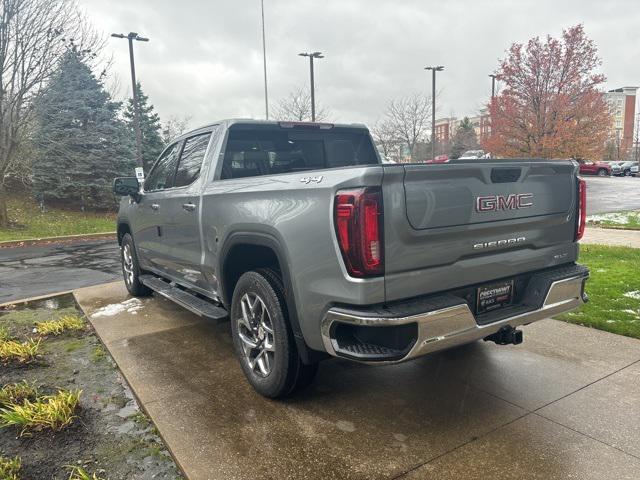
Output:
477,280,514,314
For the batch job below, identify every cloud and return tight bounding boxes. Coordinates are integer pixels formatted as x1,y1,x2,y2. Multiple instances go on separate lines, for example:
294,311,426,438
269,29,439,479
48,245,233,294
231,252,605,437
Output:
79,0,639,129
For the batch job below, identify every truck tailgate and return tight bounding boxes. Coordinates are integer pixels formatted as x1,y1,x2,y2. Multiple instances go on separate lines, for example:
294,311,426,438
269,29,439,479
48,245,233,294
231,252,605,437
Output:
382,161,580,302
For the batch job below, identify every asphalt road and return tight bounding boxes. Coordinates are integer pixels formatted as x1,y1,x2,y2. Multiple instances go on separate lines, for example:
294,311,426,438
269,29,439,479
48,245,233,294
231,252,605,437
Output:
0,175,638,304
0,240,120,304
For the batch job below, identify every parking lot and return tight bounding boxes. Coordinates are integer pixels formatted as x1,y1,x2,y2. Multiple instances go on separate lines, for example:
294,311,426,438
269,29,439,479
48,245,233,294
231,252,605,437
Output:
74,281,640,480
582,175,640,215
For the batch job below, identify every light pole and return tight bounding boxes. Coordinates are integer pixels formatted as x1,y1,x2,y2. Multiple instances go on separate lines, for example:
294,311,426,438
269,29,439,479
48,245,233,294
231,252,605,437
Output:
260,0,269,119
111,32,149,169
489,74,497,99
425,65,444,160
299,52,324,121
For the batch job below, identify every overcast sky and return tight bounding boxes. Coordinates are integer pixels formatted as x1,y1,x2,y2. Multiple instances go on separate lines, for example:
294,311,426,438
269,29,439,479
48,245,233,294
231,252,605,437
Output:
78,0,639,130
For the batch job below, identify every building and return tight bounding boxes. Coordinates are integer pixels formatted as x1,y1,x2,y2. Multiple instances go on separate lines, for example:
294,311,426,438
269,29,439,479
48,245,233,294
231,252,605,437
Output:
468,108,491,142
604,87,637,157
434,117,458,144
434,110,491,145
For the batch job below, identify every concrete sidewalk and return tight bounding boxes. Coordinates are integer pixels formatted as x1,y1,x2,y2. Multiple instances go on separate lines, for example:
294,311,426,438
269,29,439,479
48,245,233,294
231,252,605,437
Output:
582,227,640,248
74,282,640,480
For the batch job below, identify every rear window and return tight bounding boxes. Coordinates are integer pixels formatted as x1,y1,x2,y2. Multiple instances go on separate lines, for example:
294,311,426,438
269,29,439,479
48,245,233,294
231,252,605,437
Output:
220,126,379,179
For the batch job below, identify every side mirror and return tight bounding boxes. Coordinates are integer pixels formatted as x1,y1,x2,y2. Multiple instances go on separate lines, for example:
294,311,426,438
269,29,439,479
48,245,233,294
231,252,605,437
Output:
113,177,141,201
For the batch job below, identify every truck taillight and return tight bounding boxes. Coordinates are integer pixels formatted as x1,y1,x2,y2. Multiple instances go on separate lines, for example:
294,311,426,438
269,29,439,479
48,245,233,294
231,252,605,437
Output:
576,178,587,241
334,188,384,277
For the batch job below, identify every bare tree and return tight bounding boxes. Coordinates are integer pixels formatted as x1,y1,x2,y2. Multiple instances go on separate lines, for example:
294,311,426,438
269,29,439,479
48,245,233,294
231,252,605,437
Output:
379,94,432,161
161,115,191,145
273,87,330,122
0,0,100,226
370,119,402,161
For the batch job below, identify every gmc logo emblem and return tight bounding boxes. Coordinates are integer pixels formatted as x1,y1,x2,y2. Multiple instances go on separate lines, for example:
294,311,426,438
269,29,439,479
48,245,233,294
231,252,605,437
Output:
476,193,533,212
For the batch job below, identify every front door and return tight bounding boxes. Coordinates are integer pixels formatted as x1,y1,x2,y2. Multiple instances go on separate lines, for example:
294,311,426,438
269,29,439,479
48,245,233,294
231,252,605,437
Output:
134,141,182,274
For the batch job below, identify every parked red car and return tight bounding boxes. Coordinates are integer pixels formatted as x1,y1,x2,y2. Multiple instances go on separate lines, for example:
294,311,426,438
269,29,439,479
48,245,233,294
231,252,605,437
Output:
424,154,449,164
576,159,611,176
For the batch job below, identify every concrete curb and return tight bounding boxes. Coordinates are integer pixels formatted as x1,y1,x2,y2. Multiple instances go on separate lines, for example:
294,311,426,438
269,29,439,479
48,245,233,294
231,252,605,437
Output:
0,231,116,249
0,290,74,309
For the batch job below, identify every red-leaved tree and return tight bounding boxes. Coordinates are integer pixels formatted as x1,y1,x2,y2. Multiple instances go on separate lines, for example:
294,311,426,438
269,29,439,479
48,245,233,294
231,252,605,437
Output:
483,25,612,159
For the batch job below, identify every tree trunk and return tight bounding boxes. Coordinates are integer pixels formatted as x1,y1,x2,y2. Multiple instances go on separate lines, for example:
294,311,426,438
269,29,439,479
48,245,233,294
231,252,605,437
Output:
0,183,9,227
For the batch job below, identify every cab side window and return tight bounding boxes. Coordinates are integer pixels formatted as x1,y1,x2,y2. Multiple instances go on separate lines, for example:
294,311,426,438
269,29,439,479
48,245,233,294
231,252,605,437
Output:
174,132,212,188
145,142,181,191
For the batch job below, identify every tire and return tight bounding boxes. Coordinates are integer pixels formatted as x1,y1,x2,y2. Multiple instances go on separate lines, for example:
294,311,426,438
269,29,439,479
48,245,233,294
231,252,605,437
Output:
120,233,152,297
597,169,607,177
624,170,631,176
230,268,318,398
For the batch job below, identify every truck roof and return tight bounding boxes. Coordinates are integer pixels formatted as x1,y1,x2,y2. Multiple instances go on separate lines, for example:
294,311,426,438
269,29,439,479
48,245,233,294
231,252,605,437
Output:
171,119,369,143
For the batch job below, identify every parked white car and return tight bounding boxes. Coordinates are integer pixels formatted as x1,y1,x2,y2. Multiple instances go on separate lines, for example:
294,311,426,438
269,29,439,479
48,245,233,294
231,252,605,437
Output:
458,150,490,160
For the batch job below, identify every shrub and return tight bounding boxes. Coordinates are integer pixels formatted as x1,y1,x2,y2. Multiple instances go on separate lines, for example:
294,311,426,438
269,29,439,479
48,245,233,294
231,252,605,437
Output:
0,455,21,480
0,389,81,436
66,465,106,480
0,381,38,407
0,338,41,364
35,314,85,336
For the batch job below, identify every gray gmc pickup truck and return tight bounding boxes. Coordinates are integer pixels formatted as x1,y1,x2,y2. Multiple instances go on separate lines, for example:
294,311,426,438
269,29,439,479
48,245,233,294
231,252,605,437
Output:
113,119,589,398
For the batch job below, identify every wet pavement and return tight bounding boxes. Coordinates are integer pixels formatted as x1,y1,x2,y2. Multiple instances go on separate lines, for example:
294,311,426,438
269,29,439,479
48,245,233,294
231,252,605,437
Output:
74,281,640,480
0,240,120,304
582,176,640,215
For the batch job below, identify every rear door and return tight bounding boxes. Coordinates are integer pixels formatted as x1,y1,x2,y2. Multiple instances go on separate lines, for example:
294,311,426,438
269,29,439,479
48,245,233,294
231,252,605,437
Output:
382,160,579,301
161,130,214,290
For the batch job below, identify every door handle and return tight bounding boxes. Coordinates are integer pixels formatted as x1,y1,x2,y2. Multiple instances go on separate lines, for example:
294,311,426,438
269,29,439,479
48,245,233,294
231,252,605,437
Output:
150,203,160,211
182,202,197,212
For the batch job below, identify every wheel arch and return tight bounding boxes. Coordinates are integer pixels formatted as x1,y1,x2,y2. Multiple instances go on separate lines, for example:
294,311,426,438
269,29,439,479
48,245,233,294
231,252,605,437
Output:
117,221,131,245
219,230,320,364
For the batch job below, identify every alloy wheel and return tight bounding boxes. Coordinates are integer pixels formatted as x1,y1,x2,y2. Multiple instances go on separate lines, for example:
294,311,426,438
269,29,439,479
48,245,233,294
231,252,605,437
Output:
122,244,135,286
236,292,275,377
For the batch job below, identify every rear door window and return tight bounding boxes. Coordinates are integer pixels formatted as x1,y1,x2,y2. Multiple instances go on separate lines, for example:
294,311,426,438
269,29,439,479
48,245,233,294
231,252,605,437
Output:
174,132,212,187
220,126,378,179
145,142,181,191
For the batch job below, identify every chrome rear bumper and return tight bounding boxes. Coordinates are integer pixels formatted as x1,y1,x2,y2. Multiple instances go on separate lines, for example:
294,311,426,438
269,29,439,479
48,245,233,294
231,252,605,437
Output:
321,271,588,364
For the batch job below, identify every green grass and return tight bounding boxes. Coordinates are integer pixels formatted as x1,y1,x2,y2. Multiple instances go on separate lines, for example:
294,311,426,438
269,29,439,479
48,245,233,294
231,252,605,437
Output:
90,345,107,363
0,195,115,242
587,210,640,230
557,244,640,339
0,326,9,342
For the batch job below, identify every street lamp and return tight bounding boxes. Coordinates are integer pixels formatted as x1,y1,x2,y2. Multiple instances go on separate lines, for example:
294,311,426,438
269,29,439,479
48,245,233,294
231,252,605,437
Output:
111,32,149,169
425,65,444,160
260,0,269,120
299,51,324,122
489,74,497,99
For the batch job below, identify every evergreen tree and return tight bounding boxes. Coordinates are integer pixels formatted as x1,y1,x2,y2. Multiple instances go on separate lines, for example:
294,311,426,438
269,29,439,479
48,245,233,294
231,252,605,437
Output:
450,117,480,159
32,49,135,210
123,82,164,171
